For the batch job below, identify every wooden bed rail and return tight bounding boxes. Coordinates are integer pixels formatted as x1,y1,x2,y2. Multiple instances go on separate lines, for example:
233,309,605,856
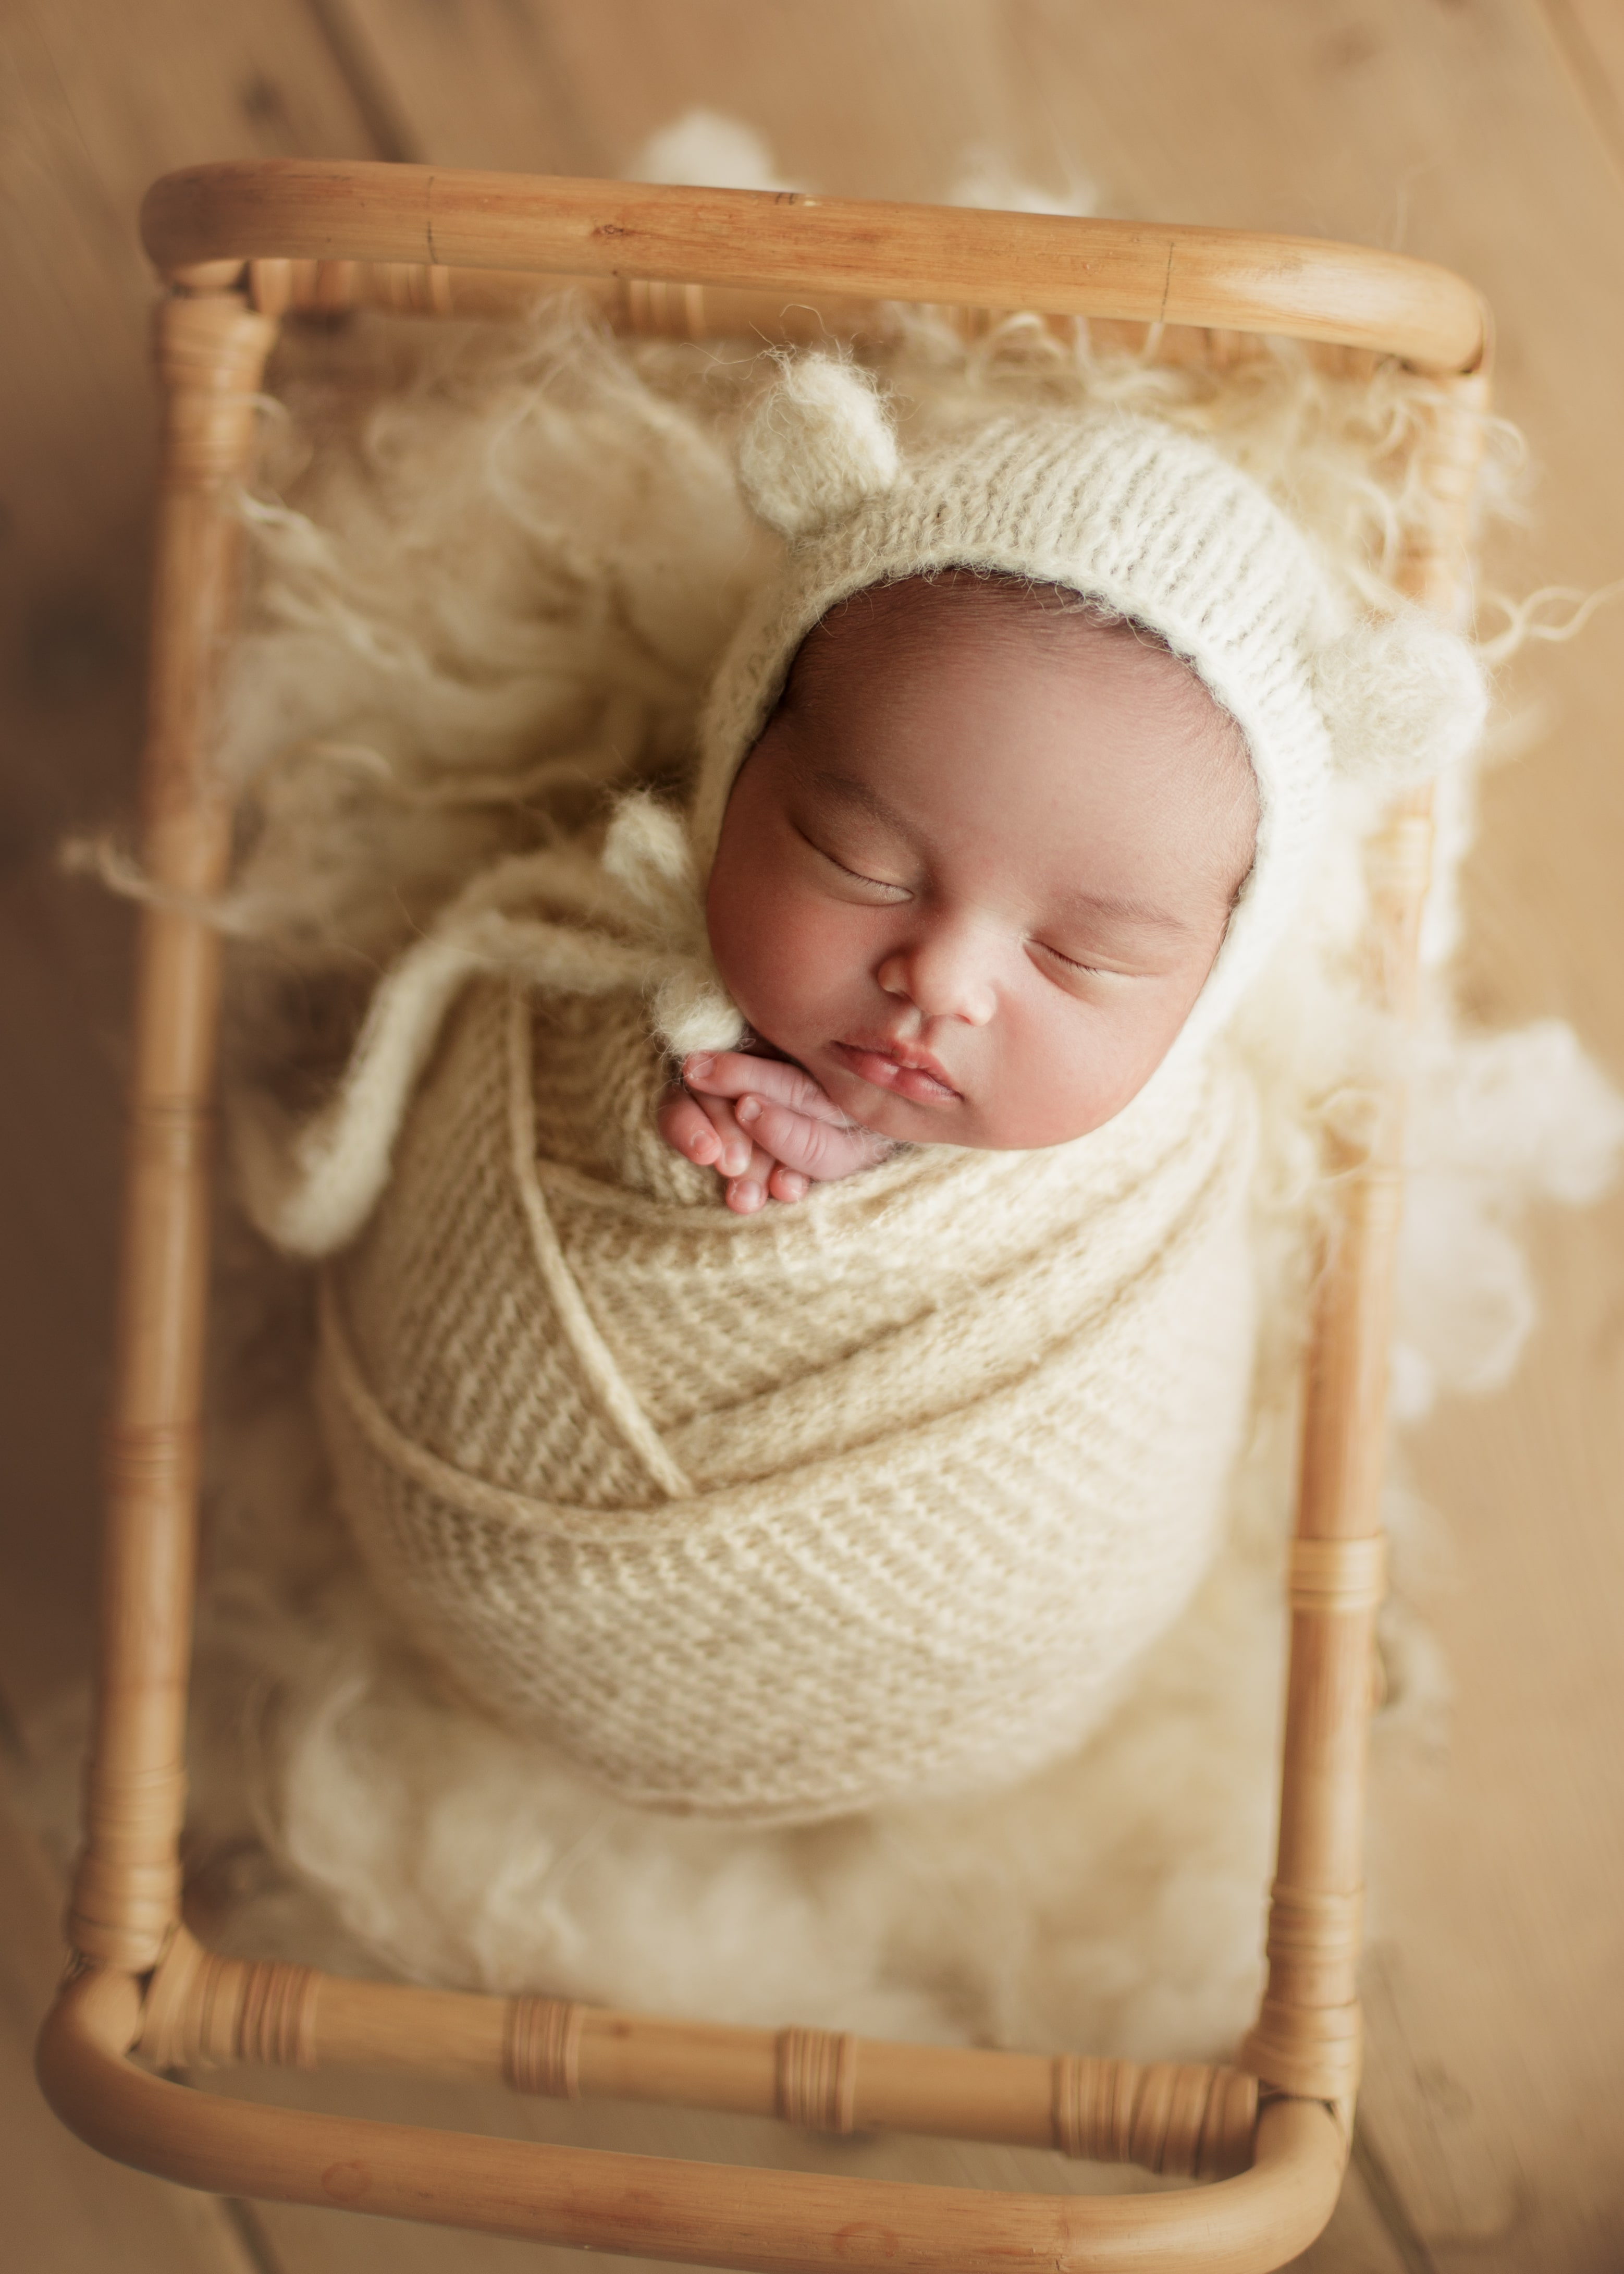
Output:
1240,361,1487,2110
39,164,1493,2271
39,1966,1349,2274
132,1927,1261,2179
67,287,278,1978
140,158,1488,374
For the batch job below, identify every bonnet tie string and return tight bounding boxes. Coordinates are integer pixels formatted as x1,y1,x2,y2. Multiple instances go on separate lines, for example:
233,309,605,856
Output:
235,798,743,1261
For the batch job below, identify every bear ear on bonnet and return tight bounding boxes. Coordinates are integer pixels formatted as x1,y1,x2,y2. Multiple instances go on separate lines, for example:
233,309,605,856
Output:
736,357,901,539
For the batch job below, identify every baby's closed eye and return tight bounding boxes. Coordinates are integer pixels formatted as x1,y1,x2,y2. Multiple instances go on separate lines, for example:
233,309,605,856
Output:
795,827,912,901
1028,939,1153,987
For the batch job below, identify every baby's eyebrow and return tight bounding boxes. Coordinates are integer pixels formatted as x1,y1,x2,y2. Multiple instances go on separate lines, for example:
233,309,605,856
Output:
797,766,912,833
1059,888,1195,936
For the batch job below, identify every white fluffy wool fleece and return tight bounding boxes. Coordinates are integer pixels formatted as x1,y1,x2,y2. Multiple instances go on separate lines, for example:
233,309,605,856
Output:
161,301,1624,2064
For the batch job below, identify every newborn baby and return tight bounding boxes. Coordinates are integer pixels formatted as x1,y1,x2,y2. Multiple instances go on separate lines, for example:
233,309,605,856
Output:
660,570,1258,1211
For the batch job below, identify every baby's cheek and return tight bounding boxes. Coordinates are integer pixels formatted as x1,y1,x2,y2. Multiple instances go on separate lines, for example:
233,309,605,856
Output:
718,893,868,1044
978,999,1155,1150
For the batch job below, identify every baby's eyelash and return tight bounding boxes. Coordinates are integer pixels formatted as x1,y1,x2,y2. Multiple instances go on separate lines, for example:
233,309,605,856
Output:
1033,940,1107,976
797,828,908,895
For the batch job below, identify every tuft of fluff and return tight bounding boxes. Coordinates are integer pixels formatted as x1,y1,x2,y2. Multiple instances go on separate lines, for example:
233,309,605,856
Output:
1317,604,1490,789
116,300,1621,2057
736,358,900,539
207,307,774,983
631,108,805,195
1391,1017,1624,1418
628,104,1101,222
946,150,1102,218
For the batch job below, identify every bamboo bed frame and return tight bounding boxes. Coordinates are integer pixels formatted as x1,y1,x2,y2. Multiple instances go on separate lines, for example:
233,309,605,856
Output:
35,160,1491,2272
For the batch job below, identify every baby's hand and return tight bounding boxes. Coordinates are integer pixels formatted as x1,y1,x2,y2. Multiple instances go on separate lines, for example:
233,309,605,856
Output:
658,1051,892,1214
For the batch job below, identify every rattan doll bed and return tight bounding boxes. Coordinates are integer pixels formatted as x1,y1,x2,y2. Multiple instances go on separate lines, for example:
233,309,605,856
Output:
36,159,1490,2273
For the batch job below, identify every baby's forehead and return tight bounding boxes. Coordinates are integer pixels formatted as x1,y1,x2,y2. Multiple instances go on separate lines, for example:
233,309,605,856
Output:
771,569,1259,900
785,571,1240,745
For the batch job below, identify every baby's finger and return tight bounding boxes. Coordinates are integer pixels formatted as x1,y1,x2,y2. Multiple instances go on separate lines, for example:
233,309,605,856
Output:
682,1051,847,1125
733,1094,889,1181
766,1163,810,1205
724,1142,779,1215
657,1085,724,1168
684,1090,756,1179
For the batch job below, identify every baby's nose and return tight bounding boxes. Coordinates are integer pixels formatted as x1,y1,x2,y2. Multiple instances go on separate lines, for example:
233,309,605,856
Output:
877,937,996,1027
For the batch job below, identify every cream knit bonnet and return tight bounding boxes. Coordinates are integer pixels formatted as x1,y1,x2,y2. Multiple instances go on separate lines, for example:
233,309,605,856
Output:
691,358,1487,1055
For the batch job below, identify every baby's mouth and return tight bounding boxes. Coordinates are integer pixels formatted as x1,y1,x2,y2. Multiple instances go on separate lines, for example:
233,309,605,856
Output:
831,1036,962,1104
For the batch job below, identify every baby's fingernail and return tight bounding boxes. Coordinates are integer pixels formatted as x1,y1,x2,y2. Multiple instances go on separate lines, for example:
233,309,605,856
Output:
722,1142,751,1175
779,1173,808,1201
731,1180,761,1212
687,1130,717,1160
736,1095,760,1125
685,1053,714,1078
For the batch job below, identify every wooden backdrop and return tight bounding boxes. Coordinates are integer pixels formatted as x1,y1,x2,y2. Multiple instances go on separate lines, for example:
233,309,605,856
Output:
3,5,1622,2269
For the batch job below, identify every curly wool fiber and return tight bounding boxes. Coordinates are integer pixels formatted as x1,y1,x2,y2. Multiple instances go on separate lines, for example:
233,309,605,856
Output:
182,304,1622,2052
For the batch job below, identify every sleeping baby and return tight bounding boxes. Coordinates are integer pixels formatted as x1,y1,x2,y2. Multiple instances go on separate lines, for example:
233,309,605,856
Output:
247,357,1485,1825
659,568,1258,1213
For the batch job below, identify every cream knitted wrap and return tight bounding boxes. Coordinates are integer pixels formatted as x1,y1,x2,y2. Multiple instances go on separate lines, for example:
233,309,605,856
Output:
315,969,1257,1821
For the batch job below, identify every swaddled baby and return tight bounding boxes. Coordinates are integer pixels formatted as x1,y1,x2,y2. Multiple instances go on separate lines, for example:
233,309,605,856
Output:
252,360,1485,1824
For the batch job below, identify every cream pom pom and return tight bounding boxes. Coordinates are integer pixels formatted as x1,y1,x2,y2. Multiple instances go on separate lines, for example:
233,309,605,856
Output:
601,794,747,1057
736,357,900,539
1315,605,1489,788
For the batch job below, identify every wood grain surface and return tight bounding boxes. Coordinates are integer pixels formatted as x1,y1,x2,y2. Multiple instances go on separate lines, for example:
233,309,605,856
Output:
3,4,1622,2269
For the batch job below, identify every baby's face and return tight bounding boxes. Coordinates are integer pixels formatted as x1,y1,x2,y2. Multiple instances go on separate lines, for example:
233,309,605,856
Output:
705,577,1258,1152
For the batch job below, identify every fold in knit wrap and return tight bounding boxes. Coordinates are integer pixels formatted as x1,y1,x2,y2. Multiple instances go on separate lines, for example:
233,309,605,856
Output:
317,975,1259,1821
